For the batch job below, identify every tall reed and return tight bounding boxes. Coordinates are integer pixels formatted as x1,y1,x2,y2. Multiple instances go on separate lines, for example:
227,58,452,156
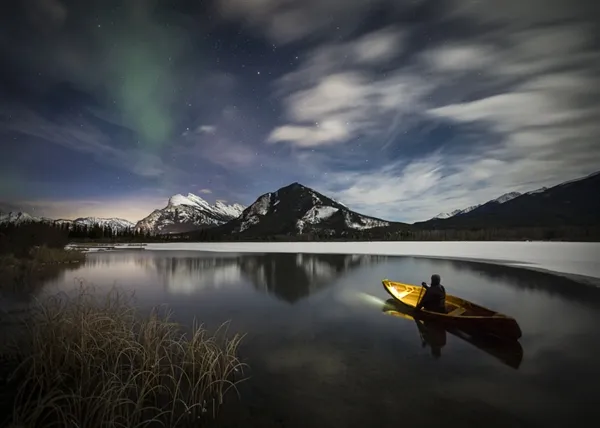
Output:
5,284,247,427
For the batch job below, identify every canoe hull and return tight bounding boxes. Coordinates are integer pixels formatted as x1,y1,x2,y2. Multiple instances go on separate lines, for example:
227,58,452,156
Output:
382,279,522,340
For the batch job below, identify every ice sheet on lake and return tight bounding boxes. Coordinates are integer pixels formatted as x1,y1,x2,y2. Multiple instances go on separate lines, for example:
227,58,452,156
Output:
112,242,600,283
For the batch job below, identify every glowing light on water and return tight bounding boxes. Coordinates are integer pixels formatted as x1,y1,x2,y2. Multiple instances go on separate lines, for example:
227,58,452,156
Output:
355,292,386,307
335,290,386,308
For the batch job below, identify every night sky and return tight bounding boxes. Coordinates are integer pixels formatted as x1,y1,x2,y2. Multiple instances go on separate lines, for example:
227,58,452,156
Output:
1,0,599,223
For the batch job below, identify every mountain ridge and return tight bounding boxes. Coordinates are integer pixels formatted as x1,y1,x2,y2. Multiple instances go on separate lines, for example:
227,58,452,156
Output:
432,191,522,220
0,212,135,232
2,170,599,236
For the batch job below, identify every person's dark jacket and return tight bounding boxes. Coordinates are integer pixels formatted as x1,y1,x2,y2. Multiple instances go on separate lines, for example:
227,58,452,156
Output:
417,283,446,313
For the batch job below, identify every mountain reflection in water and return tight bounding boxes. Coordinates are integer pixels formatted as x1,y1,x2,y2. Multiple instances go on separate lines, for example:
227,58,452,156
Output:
84,252,388,303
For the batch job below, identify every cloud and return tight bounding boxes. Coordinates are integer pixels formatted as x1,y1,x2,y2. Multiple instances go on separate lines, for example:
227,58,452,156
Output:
198,188,212,194
215,0,413,44
0,103,167,178
183,125,217,137
422,44,494,72
199,125,217,134
267,27,426,148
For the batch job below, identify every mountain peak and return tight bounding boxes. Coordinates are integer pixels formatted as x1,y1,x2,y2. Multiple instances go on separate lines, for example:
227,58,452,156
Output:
168,193,210,208
280,182,307,191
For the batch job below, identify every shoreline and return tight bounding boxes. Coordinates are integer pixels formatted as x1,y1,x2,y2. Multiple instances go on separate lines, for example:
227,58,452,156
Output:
92,241,600,283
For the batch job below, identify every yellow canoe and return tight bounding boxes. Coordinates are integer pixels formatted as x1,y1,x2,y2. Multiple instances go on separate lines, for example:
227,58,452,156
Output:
382,279,522,340
382,299,523,369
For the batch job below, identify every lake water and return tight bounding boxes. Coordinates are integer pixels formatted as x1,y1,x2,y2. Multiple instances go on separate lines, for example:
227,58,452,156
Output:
5,249,600,427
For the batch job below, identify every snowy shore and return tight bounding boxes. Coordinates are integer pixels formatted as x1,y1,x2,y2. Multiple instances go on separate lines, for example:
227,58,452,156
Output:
107,241,600,282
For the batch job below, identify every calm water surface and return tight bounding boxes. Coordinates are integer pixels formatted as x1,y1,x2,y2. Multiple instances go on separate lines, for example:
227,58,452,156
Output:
8,250,600,427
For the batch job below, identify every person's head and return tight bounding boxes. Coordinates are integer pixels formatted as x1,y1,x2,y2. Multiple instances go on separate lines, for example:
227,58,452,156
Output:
431,274,441,286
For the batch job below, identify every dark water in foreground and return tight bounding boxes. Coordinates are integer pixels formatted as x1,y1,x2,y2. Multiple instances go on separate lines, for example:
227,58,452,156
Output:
5,250,600,427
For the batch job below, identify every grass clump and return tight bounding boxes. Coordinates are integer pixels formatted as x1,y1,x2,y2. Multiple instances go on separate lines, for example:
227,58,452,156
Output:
4,285,246,427
27,245,86,264
0,246,85,268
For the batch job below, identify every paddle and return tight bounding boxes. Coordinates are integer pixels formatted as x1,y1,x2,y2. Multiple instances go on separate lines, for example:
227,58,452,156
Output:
416,281,427,310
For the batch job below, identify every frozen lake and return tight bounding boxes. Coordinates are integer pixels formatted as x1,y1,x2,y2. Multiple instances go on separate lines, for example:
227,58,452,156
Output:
110,241,600,283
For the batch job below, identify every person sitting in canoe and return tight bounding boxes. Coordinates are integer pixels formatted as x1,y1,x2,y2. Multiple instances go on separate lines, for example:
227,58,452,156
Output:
417,274,446,313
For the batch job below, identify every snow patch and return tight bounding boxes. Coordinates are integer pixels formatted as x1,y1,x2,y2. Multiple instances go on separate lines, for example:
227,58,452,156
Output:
303,206,338,224
251,193,272,216
527,187,548,195
344,212,388,230
492,192,522,204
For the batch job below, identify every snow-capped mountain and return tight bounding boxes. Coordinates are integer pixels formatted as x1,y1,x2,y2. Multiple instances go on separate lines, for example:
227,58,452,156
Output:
431,192,522,220
134,193,245,234
0,211,44,225
210,182,403,238
61,217,135,231
0,211,135,232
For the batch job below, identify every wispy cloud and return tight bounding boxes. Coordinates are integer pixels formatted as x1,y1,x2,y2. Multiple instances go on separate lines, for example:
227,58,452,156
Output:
198,188,212,194
0,103,168,178
215,0,413,44
267,27,424,148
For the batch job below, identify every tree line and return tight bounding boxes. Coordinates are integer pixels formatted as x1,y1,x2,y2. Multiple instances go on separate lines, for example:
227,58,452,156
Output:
178,224,600,242
1,221,598,252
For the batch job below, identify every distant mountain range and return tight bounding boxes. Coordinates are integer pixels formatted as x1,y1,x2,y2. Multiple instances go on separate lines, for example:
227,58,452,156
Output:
431,192,522,220
416,171,600,229
2,170,599,237
0,211,135,233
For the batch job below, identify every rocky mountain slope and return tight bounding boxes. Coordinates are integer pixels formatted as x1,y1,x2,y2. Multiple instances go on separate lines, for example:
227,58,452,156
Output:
134,193,245,234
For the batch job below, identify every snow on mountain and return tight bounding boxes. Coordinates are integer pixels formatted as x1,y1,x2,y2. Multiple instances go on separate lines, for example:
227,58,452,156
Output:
491,192,522,204
527,186,548,195
432,208,465,220
342,211,389,230
430,192,522,220
0,211,135,232
225,182,396,237
432,205,479,220
135,193,245,234
71,217,135,230
0,211,42,224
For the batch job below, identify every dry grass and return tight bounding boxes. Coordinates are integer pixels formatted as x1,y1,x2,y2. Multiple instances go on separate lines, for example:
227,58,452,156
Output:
0,246,85,268
27,246,86,264
4,284,247,427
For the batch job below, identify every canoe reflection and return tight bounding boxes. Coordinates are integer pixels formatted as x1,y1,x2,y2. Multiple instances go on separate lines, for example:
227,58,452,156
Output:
382,299,523,369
